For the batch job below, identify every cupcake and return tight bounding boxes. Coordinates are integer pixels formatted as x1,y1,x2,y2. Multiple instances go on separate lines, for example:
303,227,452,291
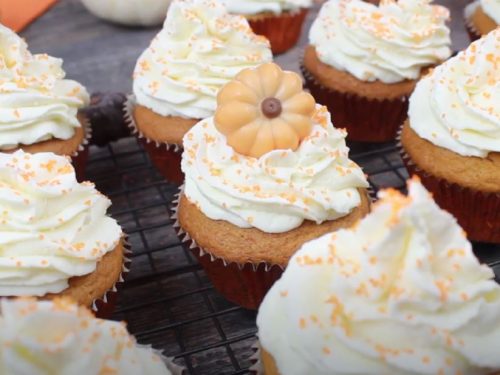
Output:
257,177,500,375
0,298,182,374
0,24,90,180
0,151,125,312
174,63,370,309
129,0,272,184
303,0,451,142
221,0,312,54
400,29,499,243
465,0,499,41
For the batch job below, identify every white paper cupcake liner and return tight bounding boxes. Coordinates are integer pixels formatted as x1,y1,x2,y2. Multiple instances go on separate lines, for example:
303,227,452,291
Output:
249,339,264,375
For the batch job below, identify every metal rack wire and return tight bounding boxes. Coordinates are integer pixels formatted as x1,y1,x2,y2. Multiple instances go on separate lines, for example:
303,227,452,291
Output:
84,137,499,375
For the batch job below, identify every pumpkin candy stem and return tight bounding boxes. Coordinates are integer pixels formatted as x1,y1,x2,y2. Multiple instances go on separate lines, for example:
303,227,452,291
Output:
215,63,316,158
261,97,282,119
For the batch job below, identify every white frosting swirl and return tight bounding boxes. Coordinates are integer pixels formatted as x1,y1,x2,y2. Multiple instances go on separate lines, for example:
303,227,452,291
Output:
0,150,122,297
0,299,172,375
221,0,312,15
133,0,272,119
481,0,500,24
309,0,451,83
409,29,500,158
257,178,500,375
181,105,368,234
0,24,89,150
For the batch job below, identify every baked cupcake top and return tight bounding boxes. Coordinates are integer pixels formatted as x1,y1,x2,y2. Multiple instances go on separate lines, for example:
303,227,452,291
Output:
221,0,312,15
257,177,500,374
181,63,368,234
0,150,122,297
409,28,499,158
133,0,272,120
0,24,89,150
0,298,173,374
309,0,451,83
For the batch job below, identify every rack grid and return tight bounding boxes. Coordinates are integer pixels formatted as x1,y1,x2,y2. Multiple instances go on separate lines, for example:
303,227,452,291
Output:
83,137,500,375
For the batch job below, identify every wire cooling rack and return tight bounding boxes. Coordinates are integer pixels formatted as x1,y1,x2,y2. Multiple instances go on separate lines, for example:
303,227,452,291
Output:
84,137,499,375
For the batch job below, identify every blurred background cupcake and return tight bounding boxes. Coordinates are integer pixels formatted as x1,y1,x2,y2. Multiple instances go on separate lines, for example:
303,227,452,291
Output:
129,0,272,184
81,0,172,27
303,0,452,142
464,0,499,40
0,298,182,374
0,151,125,315
174,63,370,309
257,177,500,374
221,0,313,54
400,29,499,243
0,24,90,180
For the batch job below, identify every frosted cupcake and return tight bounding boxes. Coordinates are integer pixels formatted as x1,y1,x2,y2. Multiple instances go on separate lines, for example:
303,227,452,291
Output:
465,0,499,40
0,24,90,180
400,29,500,243
174,63,370,309
258,177,500,375
221,0,312,54
303,0,451,142
0,151,125,312
130,0,272,184
0,298,181,374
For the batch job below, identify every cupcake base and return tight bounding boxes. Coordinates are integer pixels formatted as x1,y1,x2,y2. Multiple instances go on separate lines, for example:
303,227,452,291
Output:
399,122,500,243
247,8,308,54
173,189,371,309
464,1,497,42
125,96,198,185
4,114,91,181
301,46,414,142
140,138,184,184
43,237,131,317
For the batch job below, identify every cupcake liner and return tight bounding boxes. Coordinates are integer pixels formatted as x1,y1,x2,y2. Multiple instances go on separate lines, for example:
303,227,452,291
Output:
249,339,263,375
300,60,410,143
464,1,482,42
91,235,132,318
72,114,92,182
124,95,184,184
171,187,284,310
248,8,308,55
397,129,500,244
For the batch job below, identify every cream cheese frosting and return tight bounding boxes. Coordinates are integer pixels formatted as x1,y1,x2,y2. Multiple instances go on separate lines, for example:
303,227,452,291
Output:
133,0,272,120
0,298,172,374
409,28,500,158
181,105,368,234
309,0,452,84
221,0,312,16
0,24,89,150
257,177,500,375
0,150,122,297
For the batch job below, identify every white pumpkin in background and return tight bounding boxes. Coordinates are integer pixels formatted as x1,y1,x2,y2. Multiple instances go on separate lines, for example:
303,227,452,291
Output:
81,0,171,26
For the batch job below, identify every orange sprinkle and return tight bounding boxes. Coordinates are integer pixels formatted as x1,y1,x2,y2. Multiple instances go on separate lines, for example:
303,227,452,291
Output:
299,318,306,329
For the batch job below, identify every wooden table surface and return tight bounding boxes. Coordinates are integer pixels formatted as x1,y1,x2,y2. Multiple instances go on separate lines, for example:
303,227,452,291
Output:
22,0,470,95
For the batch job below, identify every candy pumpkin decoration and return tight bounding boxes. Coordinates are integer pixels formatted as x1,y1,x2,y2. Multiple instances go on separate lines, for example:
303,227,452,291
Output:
214,63,316,158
